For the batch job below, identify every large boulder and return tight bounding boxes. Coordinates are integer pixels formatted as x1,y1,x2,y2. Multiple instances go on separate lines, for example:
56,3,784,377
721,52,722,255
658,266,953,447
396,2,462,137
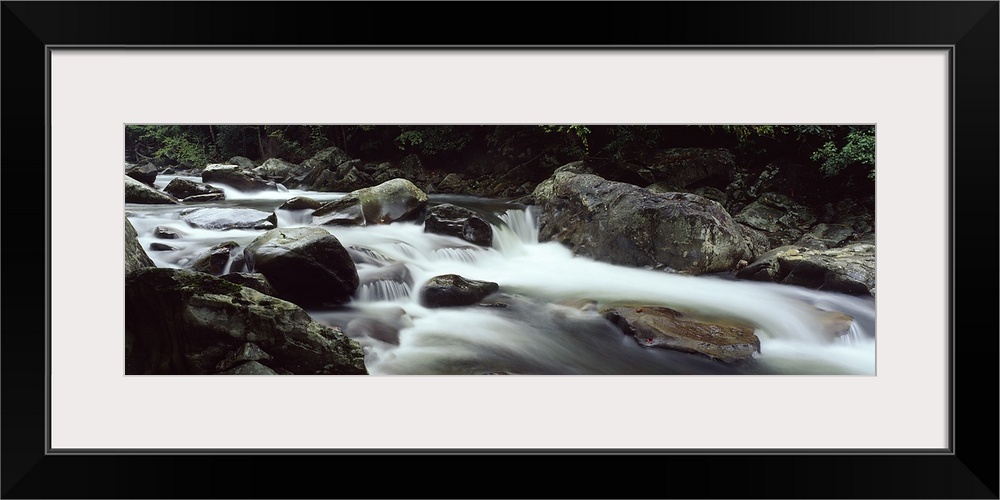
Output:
164,178,225,201
126,162,158,186
126,217,155,274
125,176,180,204
180,207,277,230
227,156,257,170
202,164,277,192
125,268,367,375
603,306,760,363
253,158,302,182
736,244,876,296
418,274,499,308
312,178,428,227
533,172,750,274
423,203,493,246
243,227,359,307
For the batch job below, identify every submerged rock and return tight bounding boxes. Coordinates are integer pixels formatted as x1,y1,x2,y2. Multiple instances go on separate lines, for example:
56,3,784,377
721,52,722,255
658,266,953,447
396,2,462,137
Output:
125,268,367,375
154,226,187,239
603,306,760,362
419,274,499,308
181,207,277,230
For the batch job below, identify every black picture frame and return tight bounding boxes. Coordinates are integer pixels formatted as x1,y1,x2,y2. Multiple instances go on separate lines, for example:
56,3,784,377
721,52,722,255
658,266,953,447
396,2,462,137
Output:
3,2,997,498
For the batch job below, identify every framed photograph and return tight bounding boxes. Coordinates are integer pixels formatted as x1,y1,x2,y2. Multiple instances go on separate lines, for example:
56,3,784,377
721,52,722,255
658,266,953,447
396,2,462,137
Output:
4,2,996,498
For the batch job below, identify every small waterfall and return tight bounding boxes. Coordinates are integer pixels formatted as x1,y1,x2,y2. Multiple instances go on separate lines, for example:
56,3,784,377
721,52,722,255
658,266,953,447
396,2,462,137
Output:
836,322,866,345
434,247,482,263
491,207,539,255
275,209,313,227
356,280,412,303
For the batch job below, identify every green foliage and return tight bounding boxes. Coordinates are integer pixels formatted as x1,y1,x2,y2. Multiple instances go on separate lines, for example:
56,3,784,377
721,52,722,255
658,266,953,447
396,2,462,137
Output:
394,126,475,155
541,125,590,155
811,127,875,179
126,125,211,168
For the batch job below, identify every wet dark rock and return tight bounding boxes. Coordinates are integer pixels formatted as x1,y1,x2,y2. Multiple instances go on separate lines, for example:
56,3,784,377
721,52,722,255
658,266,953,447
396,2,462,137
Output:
149,242,178,252
181,207,277,230
125,268,367,375
189,241,240,275
154,226,187,239
182,193,227,203
126,162,158,186
243,227,359,307
736,244,876,296
277,196,322,211
423,203,493,246
419,274,500,308
164,178,225,200
533,171,750,274
126,176,181,204
202,164,277,192
603,306,760,362
313,178,428,227
126,217,155,274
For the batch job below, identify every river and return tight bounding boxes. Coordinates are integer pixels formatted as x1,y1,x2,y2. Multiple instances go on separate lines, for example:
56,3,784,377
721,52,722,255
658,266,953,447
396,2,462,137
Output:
126,175,876,375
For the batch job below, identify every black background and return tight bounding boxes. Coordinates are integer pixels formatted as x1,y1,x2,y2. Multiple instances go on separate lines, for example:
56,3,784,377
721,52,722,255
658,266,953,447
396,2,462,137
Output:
2,2,997,498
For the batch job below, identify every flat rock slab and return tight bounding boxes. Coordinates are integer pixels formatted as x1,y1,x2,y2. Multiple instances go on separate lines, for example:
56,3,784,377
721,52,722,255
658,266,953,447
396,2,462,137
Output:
603,306,760,362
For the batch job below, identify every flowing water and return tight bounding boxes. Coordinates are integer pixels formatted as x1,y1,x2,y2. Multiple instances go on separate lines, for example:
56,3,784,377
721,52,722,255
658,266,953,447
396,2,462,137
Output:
127,175,876,375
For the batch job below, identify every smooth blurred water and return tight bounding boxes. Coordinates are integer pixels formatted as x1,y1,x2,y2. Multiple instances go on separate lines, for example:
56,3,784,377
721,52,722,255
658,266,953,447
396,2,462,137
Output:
127,174,876,375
